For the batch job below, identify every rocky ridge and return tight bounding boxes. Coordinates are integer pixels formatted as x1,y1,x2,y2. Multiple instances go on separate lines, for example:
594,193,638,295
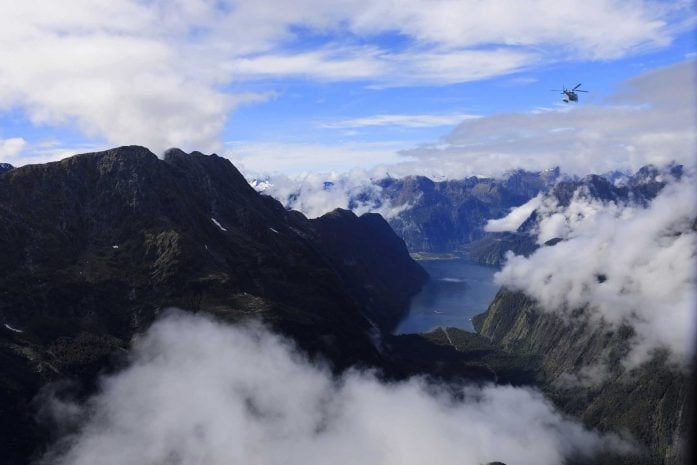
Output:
472,289,693,465
0,146,427,464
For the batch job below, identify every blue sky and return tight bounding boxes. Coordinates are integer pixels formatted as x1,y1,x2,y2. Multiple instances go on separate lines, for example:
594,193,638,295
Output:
0,0,695,175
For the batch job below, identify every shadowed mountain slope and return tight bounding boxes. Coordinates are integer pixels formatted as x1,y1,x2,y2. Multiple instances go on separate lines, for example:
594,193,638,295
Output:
0,146,426,464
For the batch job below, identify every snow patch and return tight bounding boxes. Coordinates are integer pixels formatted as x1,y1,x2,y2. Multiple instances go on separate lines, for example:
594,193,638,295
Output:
211,218,228,232
4,323,23,333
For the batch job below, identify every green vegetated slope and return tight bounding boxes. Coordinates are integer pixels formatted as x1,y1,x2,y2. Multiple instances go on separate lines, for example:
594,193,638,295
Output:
472,289,692,465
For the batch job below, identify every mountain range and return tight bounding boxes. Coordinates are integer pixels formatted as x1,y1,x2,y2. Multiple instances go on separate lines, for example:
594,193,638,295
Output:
259,164,679,266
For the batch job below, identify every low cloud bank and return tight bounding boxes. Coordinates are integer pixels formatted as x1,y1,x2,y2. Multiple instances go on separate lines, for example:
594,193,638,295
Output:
41,312,632,465
253,171,408,219
495,175,697,369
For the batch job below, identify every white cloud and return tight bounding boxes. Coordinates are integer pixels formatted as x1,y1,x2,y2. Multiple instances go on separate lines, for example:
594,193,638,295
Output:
0,1,692,159
250,170,409,219
230,46,539,87
348,0,693,60
226,46,389,81
495,175,697,369
0,137,26,160
0,1,270,155
322,113,480,129
485,193,544,232
40,312,633,465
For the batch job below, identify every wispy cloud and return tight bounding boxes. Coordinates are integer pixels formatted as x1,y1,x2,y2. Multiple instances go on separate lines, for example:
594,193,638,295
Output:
227,46,539,86
321,113,480,129
226,140,407,174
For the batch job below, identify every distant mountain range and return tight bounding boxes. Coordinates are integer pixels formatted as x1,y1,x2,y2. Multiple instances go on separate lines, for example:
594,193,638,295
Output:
467,164,683,265
256,164,681,265
377,168,560,252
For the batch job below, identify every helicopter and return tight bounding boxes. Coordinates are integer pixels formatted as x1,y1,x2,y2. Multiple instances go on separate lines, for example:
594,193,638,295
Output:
551,83,588,103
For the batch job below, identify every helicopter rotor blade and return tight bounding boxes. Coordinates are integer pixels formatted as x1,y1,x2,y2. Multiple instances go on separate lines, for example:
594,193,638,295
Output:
576,90,589,92
573,83,582,90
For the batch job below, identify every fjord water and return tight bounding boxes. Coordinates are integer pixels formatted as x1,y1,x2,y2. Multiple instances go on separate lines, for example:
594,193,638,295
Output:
395,259,500,334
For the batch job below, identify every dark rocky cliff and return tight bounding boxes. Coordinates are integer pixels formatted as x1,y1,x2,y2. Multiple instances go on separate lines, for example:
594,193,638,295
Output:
0,146,427,464
474,289,692,465
309,209,427,331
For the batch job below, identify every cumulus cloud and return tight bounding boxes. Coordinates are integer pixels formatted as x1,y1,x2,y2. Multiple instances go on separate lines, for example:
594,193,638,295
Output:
40,312,633,465
495,174,697,369
0,1,692,158
0,137,26,160
229,46,539,86
0,1,275,154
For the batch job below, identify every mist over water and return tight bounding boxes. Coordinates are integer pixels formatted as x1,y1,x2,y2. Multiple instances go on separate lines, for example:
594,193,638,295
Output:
395,259,500,334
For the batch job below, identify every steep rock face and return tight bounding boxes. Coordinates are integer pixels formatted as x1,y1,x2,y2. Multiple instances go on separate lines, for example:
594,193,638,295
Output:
463,232,537,266
310,209,428,331
0,146,426,464
0,163,13,173
474,289,692,465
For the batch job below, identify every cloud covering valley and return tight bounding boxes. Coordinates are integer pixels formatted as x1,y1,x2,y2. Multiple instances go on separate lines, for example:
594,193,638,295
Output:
40,312,633,465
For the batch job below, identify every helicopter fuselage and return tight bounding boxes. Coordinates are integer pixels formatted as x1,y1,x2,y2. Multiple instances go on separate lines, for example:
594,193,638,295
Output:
563,91,578,102
552,84,587,102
